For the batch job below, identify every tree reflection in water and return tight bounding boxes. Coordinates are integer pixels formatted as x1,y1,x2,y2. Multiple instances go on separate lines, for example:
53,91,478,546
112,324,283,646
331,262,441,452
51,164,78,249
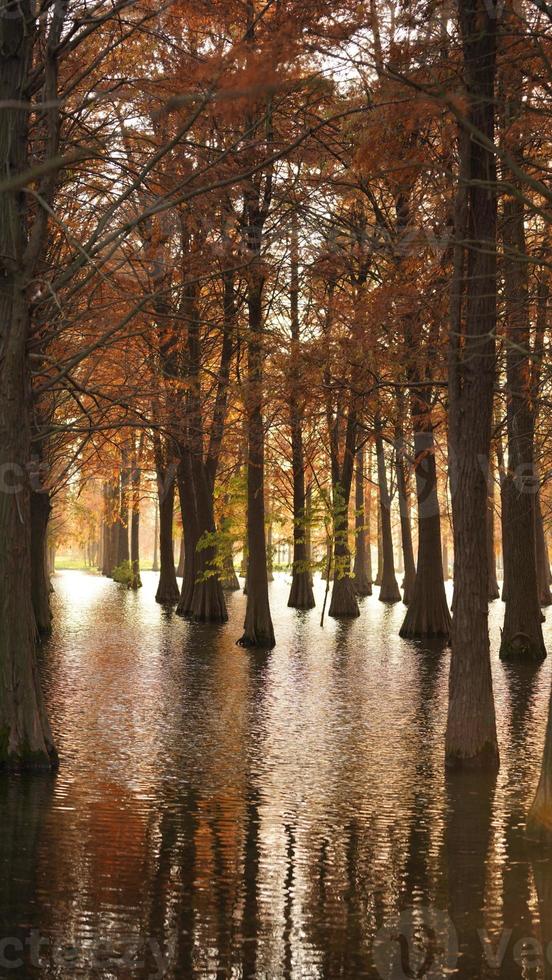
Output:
0,571,550,978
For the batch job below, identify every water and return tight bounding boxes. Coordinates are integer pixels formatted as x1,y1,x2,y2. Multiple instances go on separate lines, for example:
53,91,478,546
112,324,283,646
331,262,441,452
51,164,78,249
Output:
1,571,552,979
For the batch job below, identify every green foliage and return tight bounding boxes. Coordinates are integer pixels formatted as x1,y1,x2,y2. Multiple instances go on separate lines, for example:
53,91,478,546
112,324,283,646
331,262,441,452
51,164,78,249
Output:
112,560,134,586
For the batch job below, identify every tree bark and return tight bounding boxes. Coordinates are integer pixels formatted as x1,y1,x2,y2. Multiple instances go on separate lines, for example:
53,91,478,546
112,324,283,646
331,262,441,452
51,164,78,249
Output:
0,9,58,769
394,426,416,606
176,535,185,578
155,467,180,605
498,173,545,659
400,395,451,638
152,501,159,571
445,0,499,768
375,424,401,603
353,448,372,596
487,470,499,601
238,281,274,647
129,440,142,590
116,445,130,568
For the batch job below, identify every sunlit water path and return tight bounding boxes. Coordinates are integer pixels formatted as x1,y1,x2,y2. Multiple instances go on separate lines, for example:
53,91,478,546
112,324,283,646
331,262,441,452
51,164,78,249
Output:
1,570,552,978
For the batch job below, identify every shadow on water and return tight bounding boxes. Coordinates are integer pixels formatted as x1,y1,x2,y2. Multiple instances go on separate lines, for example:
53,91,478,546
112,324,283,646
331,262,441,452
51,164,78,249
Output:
2,571,552,977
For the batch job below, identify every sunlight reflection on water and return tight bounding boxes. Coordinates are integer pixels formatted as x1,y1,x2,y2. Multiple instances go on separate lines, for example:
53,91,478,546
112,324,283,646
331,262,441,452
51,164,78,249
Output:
0,570,551,978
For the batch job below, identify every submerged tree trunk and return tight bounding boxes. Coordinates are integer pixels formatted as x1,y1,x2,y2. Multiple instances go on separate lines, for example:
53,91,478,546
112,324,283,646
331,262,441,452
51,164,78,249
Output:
527,687,552,840
287,215,315,610
129,441,142,591
189,454,228,624
238,280,274,647
155,467,180,605
394,428,416,606
445,0,499,769
375,424,401,603
353,448,372,597
0,9,60,769
176,455,198,617
498,151,545,660
400,396,451,639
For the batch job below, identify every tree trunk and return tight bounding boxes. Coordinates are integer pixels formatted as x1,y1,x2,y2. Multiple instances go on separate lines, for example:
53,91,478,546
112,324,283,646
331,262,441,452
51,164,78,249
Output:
400,401,451,638
375,504,383,586
445,0,499,768
116,447,130,567
152,501,159,571
30,489,53,636
266,514,274,583
329,498,360,618
130,449,142,591
375,425,401,603
527,691,552,840
287,213,315,610
0,9,60,769
536,492,552,607
176,535,185,578
442,529,450,581
353,448,372,596
176,455,198,617
0,289,56,768
287,409,314,608
238,282,274,647
155,470,180,604
188,455,228,624
487,472,499,601
498,181,545,659
394,429,416,606
220,506,240,591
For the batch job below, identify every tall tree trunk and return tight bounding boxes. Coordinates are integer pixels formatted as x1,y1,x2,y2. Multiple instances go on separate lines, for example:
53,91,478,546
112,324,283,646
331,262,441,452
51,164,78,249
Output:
394,427,416,606
287,425,315,607
498,159,545,660
487,469,499,601
238,281,274,647
353,448,372,596
130,441,142,591
0,8,59,769
442,519,451,581
328,405,359,619
176,453,199,617
116,446,130,567
400,395,451,638
152,501,159,571
375,504,383,586
189,455,228,623
287,214,314,610
536,493,552,607
176,535,185,578
375,424,401,603
364,457,373,587
155,468,180,605
528,692,552,841
445,0,499,768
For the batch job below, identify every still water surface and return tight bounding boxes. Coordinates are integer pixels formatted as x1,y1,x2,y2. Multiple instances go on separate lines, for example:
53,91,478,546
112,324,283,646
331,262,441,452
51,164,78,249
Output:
1,571,552,979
